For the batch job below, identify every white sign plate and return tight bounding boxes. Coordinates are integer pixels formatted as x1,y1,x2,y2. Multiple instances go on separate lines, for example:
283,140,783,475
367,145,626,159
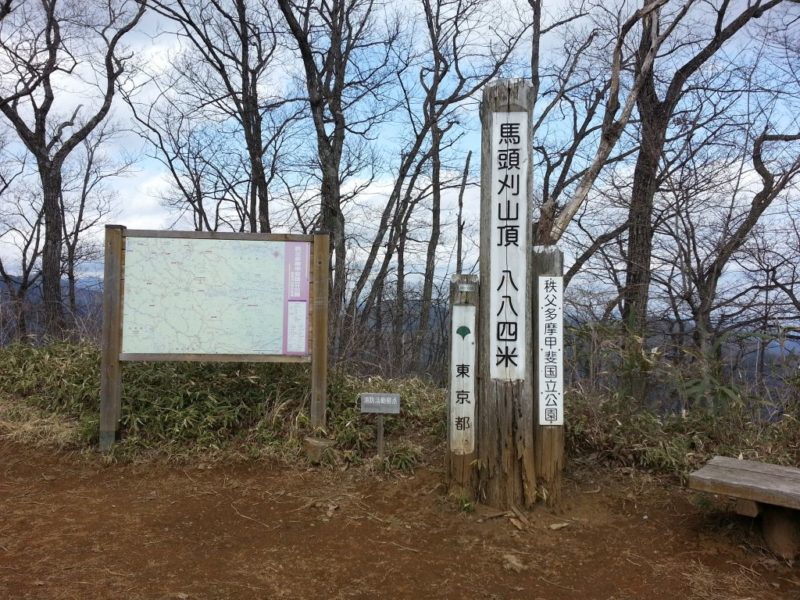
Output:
450,304,476,454
489,111,528,380
360,393,401,414
538,276,564,425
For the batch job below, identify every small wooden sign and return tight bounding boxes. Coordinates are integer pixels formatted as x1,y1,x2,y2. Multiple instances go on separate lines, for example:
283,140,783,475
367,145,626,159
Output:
360,393,401,414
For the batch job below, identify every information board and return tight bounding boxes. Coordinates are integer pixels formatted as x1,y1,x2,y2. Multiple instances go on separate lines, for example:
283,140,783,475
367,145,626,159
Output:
100,227,330,451
121,235,310,357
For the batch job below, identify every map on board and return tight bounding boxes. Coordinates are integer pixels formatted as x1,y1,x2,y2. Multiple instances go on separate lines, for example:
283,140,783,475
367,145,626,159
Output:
121,237,310,356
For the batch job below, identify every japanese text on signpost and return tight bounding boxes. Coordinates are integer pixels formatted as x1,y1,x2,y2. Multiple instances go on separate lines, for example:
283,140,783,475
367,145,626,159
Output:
538,276,564,425
450,305,476,453
490,113,528,380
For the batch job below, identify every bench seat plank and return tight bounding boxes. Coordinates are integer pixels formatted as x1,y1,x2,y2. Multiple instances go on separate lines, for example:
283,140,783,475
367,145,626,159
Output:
688,456,800,511
706,456,800,483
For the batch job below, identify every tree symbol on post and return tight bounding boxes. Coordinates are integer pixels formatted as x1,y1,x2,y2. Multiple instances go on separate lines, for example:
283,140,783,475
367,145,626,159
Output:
456,325,471,339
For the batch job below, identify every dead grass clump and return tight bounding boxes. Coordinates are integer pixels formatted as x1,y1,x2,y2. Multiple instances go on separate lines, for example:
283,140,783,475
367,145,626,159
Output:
0,398,84,448
567,387,800,480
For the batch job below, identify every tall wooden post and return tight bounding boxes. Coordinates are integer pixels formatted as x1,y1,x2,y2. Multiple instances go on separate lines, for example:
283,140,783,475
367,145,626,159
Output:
310,233,330,429
447,274,478,497
533,246,565,505
99,225,125,452
477,79,536,508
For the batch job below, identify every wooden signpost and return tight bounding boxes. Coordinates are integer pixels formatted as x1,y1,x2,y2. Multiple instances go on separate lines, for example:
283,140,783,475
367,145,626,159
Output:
447,79,567,509
99,226,330,451
447,274,478,496
476,79,537,509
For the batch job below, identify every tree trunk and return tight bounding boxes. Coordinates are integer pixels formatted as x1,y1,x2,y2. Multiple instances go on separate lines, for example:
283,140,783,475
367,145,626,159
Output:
39,165,64,337
456,151,471,274
691,301,718,412
393,234,406,376
14,292,28,339
67,249,77,317
320,163,346,354
418,123,443,362
620,79,669,401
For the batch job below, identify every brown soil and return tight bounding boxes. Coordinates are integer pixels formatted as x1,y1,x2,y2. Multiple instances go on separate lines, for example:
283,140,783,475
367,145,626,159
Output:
1,441,798,600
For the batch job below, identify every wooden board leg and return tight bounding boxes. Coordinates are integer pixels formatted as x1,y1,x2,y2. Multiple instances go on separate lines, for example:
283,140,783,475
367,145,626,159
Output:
310,233,329,430
99,225,124,452
762,506,800,560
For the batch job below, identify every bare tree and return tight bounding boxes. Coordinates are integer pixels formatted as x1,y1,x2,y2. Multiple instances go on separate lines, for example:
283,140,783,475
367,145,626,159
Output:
0,187,44,339
277,0,401,344
0,0,145,335
126,86,258,231
532,0,677,244
620,0,792,348
60,126,129,317
143,0,299,233
332,0,527,367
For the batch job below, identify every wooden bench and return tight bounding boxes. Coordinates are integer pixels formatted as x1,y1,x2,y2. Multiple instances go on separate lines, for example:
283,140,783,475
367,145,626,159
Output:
689,456,800,559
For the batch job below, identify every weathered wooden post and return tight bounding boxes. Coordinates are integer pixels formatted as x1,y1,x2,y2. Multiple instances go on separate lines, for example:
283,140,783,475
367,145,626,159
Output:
476,79,536,508
447,274,478,497
99,225,125,452
533,246,565,506
310,232,330,429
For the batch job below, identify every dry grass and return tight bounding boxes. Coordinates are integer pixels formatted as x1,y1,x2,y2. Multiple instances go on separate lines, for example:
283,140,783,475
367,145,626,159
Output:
0,342,446,467
0,396,83,448
682,561,763,600
2,341,799,480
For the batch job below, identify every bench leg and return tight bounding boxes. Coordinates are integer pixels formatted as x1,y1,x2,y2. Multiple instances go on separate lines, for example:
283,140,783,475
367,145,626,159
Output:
762,507,800,560
734,499,761,518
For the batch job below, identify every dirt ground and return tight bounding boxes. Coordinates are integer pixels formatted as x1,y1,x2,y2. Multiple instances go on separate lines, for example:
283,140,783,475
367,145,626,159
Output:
1,441,799,600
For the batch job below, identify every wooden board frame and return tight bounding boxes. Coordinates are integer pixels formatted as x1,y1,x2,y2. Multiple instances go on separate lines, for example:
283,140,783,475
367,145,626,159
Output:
99,226,330,451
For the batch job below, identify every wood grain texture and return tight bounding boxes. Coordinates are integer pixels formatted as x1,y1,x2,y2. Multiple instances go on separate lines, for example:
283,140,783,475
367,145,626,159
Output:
310,233,330,429
447,274,479,498
706,456,800,482
124,229,314,242
532,246,565,506
735,499,761,518
476,79,537,509
689,456,800,510
100,225,125,452
119,353,311,363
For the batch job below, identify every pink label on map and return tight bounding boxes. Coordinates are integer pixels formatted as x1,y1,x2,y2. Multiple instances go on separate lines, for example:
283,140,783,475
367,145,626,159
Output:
283,242,311,355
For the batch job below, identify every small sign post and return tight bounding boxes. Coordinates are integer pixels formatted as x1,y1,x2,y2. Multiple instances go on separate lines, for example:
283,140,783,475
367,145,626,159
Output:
447,274,478,496
360,393,401,460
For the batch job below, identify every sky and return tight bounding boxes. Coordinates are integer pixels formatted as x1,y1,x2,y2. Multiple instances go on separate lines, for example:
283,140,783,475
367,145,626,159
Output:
2,0,798,314
1,0,529,276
